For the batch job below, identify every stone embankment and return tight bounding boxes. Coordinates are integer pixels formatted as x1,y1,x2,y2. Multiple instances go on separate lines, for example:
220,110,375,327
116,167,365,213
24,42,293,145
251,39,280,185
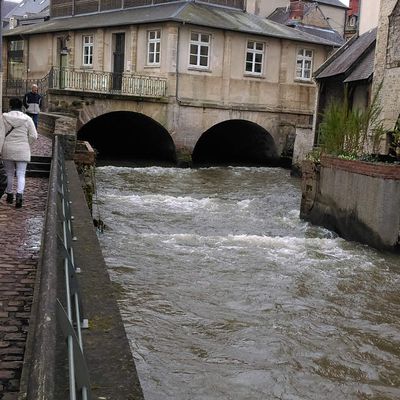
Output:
300,155,400,252
1,130,144,399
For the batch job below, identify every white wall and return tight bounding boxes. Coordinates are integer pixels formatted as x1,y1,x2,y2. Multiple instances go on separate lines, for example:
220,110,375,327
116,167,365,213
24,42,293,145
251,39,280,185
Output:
359,0,381,34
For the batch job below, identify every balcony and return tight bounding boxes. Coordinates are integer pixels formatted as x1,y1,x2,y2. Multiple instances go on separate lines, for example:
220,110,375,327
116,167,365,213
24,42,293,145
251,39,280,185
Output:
49,67,167,98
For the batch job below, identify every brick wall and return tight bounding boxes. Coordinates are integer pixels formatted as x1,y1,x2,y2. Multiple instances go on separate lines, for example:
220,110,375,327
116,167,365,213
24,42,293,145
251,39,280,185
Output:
321,155,400,180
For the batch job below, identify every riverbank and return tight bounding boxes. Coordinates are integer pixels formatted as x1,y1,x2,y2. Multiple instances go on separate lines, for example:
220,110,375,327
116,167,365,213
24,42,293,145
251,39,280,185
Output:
0,133,144,399
300,156,400,252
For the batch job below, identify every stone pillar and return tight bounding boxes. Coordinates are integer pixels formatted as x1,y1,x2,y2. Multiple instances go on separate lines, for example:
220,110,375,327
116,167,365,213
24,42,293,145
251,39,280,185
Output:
54,115,78,160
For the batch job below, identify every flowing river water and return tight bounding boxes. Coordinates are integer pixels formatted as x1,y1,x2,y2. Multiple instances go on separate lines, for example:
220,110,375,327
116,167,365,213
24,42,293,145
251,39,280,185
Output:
95,166,400,400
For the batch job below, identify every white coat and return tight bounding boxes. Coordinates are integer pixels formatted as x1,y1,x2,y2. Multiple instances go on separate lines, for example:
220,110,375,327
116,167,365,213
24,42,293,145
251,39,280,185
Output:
1,111,38,162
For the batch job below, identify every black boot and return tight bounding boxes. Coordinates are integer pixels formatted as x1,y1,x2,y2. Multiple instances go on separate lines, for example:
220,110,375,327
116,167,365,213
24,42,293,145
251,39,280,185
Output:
6,193,13,204
15,193,23,208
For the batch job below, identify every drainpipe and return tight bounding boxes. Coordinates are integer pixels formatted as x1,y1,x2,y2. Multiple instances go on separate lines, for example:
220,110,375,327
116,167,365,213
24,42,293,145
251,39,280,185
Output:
175,23,182,103
26,35,30,81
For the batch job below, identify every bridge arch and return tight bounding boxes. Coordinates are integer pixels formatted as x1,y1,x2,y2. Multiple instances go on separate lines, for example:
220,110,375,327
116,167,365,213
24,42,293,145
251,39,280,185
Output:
192,119,279,166
77,111,176,164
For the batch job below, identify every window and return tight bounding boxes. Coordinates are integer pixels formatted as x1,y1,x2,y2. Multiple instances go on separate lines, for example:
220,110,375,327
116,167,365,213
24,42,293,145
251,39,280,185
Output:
189,32,210,69
296,48,313,81
348,15,357,27
245,41,264,75
8,40,24,80
147,30,161,65
82,35,94,67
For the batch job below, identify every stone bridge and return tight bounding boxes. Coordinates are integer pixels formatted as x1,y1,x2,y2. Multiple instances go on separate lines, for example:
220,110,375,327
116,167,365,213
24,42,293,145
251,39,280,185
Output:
46,89,310,166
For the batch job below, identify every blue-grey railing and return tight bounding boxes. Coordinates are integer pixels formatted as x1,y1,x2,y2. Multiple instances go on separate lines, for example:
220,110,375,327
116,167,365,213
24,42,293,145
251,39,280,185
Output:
20,136,91,399
56,138,91,400
49,66,167,97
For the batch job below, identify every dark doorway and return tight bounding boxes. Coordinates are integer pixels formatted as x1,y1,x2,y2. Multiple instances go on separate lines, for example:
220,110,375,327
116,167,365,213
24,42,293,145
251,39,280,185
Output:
192,120,279,167
77,111,177,165
112,33,125,91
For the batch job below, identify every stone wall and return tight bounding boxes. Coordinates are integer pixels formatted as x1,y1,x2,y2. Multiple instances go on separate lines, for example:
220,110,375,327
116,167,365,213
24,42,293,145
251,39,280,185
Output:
39,112,78,159
300,156,400,252
292,125,313,175
373,0,400,131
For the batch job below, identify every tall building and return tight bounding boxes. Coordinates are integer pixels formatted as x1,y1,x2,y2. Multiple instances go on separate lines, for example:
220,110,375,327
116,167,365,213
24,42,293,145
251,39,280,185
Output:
344,0,359,39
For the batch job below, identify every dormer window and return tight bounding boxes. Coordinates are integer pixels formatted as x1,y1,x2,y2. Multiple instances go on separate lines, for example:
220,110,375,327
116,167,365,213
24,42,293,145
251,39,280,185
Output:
348,15,357,27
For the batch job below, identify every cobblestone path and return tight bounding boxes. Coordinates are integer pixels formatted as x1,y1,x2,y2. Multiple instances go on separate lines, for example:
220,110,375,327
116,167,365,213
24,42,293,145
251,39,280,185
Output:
0,135,52,399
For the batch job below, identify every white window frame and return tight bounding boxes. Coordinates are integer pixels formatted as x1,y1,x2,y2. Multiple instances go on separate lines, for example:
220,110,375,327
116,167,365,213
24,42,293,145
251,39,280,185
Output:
245,40,265,76
296,48,313,81
348,15,357,27
147,29,161,66
189,32,211,69
82,35,94,67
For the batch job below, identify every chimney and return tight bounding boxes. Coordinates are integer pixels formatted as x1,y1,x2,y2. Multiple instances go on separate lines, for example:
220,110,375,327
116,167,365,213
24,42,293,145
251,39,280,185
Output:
289,0,305,20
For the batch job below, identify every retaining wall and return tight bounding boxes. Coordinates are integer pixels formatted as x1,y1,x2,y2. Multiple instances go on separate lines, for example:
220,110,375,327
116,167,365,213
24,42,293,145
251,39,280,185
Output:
300,156,400,252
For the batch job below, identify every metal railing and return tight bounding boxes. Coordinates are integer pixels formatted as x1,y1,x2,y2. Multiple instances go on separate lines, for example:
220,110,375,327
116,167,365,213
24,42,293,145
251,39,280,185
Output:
2,73,50,109
21,136,91,399
56,137,91,400
49,66,167,97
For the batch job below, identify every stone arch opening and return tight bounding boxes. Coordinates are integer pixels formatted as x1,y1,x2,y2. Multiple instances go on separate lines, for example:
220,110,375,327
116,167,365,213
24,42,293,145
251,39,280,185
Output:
192,119,279,167
77,111,176,165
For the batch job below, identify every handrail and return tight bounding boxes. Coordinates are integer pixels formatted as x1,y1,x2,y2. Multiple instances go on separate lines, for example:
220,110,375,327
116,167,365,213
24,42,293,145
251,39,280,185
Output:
20,136,60,400
2,74,50,98
49,66,167,97
20,136,91,400
56,138,91,400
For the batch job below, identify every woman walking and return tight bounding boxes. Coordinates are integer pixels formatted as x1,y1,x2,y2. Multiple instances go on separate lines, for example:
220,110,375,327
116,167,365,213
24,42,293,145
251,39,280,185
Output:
1,98,38,208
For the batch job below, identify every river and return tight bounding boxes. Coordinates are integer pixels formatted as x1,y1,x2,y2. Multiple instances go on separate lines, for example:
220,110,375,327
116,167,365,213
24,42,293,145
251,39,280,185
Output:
95,166,400,400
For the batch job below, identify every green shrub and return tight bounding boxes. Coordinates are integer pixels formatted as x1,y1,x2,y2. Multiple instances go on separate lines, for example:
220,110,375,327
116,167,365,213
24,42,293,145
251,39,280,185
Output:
318,86,385,157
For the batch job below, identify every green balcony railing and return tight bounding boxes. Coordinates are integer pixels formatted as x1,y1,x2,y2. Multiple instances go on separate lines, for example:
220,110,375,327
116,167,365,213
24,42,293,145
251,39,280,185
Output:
49,67,167,98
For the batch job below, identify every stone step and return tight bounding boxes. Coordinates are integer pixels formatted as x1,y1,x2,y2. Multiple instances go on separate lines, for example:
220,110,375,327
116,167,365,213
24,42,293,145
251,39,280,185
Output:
27,156,52,178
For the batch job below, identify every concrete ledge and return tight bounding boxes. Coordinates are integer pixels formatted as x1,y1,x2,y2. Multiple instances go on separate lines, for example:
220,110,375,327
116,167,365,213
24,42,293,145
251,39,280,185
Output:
321,155,400,180
301,157,400,252
63,161,144,400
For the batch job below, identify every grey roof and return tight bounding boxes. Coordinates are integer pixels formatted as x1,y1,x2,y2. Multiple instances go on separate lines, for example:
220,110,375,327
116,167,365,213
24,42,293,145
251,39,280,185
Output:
4,0,49,19
268,4,344,46
296,25,344,45
313,0,348,8
2,1,19,18
315,28,377,79
343,46,375,82
3,1,339,46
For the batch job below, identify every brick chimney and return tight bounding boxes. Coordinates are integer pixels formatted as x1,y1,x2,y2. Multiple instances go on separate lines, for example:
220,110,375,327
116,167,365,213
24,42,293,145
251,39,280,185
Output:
289,0,305,20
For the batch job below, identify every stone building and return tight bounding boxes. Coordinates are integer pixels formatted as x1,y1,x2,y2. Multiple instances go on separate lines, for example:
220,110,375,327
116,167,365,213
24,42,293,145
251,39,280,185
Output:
372,0,400,133
2,0,339,164
249,0,348,37
358,0,381,35
268,1,344,46
344,0,359,39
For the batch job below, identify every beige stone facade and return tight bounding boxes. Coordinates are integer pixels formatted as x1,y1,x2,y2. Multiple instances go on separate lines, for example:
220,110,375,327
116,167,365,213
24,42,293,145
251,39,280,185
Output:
2,6,334,159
